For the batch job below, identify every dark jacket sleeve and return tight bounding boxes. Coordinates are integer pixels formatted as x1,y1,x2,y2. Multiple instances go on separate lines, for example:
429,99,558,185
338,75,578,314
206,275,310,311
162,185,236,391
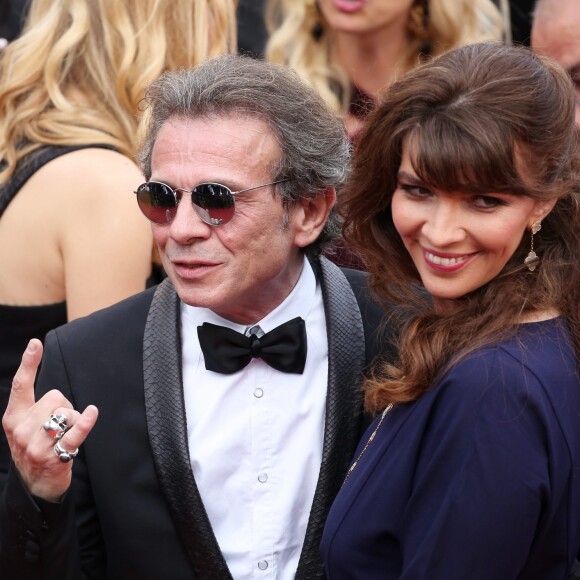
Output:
0,287,156,579
0,330,91,579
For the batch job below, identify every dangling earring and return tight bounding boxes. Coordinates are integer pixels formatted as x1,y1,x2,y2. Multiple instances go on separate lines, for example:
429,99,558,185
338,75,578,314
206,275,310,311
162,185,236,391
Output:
408,0,431,56
524,221,542,271
306,0,324,41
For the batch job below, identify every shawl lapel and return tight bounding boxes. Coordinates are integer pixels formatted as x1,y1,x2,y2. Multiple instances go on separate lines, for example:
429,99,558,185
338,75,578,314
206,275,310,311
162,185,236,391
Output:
295,257,367,579
143,279,233,580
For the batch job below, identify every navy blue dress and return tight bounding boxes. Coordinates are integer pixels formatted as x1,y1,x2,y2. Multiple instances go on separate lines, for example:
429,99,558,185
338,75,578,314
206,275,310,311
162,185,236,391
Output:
321,319,580,579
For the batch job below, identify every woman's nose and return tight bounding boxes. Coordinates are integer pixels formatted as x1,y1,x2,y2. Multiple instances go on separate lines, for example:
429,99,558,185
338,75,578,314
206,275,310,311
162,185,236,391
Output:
421,201,467,247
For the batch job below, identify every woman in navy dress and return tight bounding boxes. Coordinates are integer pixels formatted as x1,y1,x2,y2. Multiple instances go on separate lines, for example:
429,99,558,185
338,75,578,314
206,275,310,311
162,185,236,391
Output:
321,42,580,579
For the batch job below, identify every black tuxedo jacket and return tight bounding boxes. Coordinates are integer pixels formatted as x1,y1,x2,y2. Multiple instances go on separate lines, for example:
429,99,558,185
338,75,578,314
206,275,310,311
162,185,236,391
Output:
0,258,393,579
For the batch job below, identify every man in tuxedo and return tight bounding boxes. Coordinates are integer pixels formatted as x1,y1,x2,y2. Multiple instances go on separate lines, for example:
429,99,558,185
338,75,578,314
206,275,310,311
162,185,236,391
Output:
1,55,390,579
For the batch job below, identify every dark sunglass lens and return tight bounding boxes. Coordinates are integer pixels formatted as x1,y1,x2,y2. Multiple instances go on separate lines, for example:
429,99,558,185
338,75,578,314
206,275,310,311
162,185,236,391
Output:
191,183,235,226
136,182,177,224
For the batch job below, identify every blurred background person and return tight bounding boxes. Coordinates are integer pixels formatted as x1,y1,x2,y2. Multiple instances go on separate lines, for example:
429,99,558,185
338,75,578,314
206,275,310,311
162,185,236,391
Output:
0,0,236,490
531,0,580,125
266,0,509,138
321,42,580,578
266,0,510,269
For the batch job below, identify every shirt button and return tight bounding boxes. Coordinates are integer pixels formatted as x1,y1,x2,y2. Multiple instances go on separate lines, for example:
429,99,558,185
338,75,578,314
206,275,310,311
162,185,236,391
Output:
258,560,269,570
258,473,268,483
254,388,264,398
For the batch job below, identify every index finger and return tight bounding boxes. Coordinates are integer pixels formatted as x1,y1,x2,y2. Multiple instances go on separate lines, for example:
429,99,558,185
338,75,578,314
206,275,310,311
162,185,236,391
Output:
6,339,44,414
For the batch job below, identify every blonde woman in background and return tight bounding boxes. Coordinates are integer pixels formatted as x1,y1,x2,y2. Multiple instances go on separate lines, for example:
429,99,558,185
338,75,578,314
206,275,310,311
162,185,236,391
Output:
0,0,236,489
266,0,508,138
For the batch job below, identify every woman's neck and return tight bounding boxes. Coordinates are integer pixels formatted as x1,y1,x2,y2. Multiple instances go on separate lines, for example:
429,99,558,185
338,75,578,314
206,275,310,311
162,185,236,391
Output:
333,24,413,98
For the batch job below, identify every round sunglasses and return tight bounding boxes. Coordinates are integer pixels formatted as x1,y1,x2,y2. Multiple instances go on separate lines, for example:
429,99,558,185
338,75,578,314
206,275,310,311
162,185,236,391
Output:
134,179,289,226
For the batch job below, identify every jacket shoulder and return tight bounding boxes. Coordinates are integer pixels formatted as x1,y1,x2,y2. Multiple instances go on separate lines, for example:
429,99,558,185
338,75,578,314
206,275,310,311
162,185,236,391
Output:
49,285,158,345
340,267,396,368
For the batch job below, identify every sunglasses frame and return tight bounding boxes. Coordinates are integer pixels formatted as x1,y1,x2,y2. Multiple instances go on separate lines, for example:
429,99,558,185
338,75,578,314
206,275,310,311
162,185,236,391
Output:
135,178,289,226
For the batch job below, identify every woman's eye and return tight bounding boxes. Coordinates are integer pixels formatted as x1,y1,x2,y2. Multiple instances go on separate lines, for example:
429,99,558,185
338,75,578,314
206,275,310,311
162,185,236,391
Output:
399,183,431,198
472,195,506,209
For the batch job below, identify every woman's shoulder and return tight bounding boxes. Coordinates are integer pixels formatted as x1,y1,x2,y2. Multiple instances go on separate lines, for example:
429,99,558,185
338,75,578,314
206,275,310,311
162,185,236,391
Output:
437,318,579,421
9,145,143,237
1,145,126,211
14,145,139,199
463,318,575,381
37,145,138,179
29,146,142,212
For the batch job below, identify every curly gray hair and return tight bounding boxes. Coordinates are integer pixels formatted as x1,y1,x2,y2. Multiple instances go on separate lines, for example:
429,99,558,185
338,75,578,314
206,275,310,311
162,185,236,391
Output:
138,54,350,257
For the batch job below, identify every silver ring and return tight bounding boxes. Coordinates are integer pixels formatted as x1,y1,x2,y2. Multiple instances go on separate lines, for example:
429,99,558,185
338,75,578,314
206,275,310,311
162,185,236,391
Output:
42,414,69,440
54,440,79,463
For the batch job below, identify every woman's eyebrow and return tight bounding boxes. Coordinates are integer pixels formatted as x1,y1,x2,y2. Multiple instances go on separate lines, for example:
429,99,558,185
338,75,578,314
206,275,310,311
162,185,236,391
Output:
397,170,424,184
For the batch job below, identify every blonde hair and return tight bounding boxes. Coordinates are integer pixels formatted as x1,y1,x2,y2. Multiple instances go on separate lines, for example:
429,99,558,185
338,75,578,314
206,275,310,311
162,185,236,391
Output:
266,0,508,113
0,0,236,184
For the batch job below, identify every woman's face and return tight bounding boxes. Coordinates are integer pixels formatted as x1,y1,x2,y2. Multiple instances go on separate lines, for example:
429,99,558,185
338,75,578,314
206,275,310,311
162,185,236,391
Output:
391,142,554,305
318,0,415,36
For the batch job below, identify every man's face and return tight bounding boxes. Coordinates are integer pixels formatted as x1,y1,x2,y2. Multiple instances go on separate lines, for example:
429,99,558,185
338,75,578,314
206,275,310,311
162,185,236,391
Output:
149,114,308,324
532,0,580,124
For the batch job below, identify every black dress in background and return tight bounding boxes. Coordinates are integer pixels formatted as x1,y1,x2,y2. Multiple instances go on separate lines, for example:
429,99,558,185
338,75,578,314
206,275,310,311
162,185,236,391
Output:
237,0,267,58
0,0,28,44
508,0,534,45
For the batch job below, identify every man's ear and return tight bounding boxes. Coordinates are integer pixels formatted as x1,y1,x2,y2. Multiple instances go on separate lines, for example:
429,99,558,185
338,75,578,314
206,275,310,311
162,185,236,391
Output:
292,187,336,248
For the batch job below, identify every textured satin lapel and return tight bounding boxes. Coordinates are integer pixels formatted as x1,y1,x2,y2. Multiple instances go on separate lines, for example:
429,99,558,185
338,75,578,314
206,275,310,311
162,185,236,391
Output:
143,279,233,579
295,257,367,579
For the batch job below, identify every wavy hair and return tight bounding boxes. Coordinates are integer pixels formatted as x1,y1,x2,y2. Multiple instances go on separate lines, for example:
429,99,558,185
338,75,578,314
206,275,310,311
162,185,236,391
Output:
340,42,580,412
265,0,508,114
0,0,236,185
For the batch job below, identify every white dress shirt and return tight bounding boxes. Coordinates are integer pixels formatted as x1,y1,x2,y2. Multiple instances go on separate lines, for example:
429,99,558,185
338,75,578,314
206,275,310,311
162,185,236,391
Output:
181,258,328,579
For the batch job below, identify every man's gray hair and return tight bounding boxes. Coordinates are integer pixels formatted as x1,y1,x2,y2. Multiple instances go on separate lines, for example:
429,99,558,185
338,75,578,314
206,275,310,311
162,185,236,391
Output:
138,54,350,257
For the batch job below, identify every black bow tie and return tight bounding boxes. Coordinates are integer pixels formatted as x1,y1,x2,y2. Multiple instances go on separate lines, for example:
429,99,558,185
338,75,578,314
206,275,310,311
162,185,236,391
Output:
197,317,307,375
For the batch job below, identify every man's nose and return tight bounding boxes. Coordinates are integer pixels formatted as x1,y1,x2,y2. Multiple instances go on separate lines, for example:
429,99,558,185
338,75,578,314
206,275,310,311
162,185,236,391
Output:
167,193,212,242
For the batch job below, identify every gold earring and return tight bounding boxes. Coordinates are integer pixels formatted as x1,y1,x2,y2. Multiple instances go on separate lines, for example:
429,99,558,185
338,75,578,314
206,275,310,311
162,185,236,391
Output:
524,221,542,271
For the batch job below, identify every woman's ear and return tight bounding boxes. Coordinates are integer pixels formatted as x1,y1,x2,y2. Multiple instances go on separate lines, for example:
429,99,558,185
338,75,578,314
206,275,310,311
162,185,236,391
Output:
530,197,558,227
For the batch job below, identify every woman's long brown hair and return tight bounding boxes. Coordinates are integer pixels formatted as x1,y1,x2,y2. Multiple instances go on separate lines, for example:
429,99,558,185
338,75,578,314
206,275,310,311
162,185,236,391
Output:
341,42,580,413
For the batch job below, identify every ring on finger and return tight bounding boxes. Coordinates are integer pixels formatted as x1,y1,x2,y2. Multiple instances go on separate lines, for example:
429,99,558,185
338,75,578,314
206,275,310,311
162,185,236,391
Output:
54,440,79,463
42,414,69,440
